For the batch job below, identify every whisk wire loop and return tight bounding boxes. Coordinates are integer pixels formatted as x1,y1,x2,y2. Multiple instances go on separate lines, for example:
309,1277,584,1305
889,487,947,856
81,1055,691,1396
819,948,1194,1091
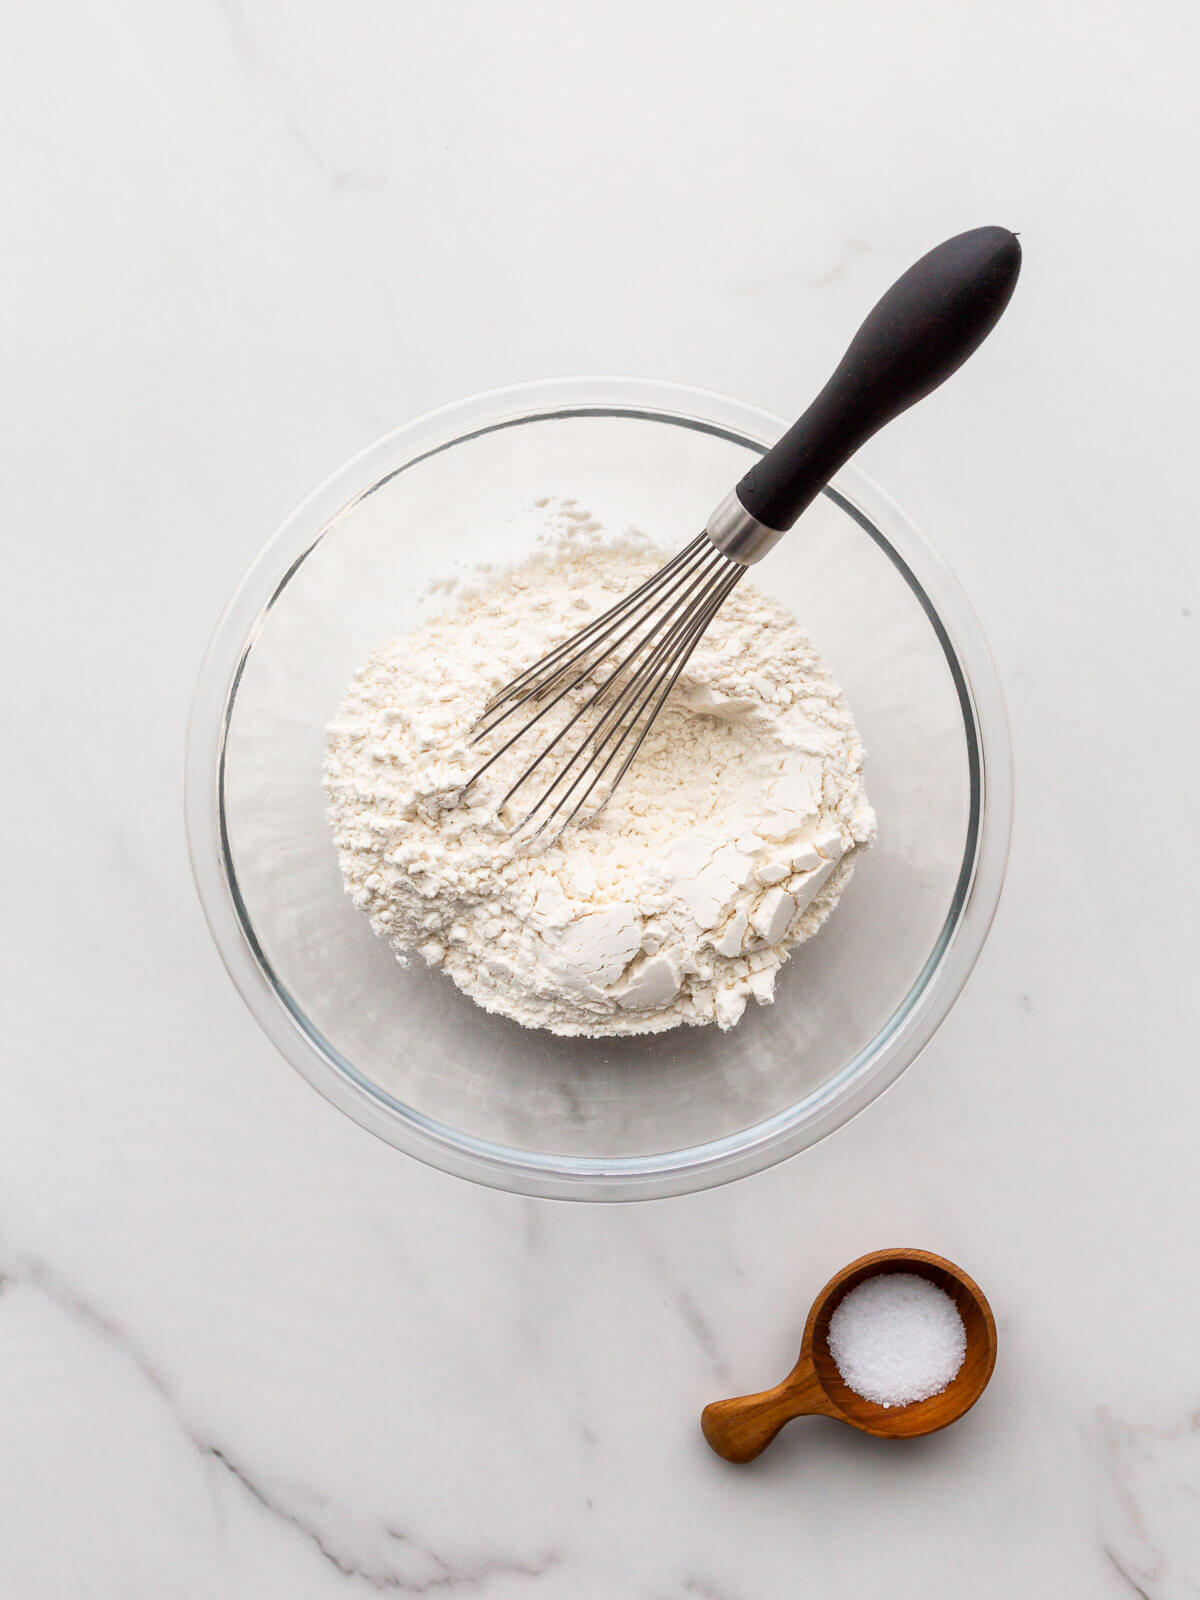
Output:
493,543,733,814
461,532,744,836
527,565,745,841
475,532,712,729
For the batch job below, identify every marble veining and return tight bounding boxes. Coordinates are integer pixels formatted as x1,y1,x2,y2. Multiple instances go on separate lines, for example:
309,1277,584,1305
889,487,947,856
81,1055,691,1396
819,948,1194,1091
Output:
0,1241,562,1592
1096,1407,1200,1600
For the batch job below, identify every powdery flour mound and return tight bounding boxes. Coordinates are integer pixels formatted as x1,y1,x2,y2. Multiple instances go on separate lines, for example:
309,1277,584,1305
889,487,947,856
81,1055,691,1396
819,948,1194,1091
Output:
325,501,875,1036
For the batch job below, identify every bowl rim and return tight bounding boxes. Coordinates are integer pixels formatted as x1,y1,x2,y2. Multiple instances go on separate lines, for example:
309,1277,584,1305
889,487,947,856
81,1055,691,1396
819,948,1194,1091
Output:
185,375,1012,1201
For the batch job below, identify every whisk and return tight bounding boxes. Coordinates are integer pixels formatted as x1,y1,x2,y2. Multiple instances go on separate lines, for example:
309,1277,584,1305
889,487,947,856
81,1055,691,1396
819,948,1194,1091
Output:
463,226,1021,840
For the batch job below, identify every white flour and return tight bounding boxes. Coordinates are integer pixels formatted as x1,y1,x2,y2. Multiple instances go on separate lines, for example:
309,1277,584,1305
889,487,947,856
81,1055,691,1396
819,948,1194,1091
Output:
325,500,875,1036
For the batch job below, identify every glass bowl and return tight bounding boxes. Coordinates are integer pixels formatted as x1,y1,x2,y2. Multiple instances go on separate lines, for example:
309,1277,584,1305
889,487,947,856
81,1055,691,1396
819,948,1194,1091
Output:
186,378,1011,1201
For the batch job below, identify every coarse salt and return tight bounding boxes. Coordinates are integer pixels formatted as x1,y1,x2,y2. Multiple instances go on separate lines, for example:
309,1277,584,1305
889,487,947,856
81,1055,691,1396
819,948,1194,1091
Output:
827,1272,966,1407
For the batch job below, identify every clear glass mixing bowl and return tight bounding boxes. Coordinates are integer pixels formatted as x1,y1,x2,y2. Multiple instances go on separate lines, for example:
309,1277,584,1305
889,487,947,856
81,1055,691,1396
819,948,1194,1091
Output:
186,378,1011,1201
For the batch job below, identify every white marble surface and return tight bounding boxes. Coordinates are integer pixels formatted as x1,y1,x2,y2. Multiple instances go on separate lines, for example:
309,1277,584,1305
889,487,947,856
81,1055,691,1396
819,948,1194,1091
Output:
3,2,1199,1594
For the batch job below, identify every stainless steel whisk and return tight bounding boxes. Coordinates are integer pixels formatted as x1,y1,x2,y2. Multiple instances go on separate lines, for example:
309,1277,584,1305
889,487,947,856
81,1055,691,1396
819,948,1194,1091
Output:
463,227,1021,840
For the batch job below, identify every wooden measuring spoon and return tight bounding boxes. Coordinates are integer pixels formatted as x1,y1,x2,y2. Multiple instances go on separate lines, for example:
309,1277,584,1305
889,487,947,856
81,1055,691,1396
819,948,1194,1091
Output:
701,1248,997,1463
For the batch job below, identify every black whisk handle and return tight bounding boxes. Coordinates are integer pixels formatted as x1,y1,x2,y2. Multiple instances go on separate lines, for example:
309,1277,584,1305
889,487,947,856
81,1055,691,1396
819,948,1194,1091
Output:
734,226,1021,534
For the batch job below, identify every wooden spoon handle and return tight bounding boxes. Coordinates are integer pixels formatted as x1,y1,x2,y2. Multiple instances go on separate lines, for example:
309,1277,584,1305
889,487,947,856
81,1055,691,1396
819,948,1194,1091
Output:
701,1362,832,1463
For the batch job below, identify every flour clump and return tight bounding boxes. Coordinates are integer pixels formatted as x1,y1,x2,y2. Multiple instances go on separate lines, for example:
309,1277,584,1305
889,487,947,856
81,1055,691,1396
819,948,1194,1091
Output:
325,500,876,1036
